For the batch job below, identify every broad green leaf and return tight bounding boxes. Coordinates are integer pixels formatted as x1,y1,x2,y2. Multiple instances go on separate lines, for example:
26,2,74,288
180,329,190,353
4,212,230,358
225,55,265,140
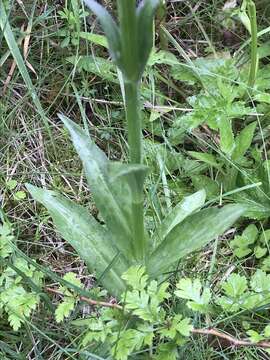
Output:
254,245,267,259
111,329,144,360
147,49,179,67
55,297,75,323
159,314,192,339
136,0,159,77
26,185,127,297
250,269,270,293
122,266,148,291
230,224,258,258
192,175,219,199
221,273,247,297
217,116,234,155
66,55,117,83
260,229,270,243
234,247,252,258
79,31,108,48
148,204,245,277
188,151,220,169
264,325,270,337
232,122,256,161
152,190,206,247
254,92,270,104
242,223,259,242
108,162,148,204
247,330,264,343
58,114,134,260
175,278,211,313
83,0,122,66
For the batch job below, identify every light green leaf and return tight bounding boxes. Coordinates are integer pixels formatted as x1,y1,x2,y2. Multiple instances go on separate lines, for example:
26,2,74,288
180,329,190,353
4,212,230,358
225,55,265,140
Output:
264,324,270,338
221,273,247,297
188,151,220,169
254,245,267,259
262,256,270,272
57,115,134,261
176,316,193,337
242,223,259,242
259,229,270,243
254,92,270,104
217,116,235,155
83,0,122,66
122,266,148,291
79,31,108,48
26,185,127,298
63,272,83,289
55,297,75,323
232,122,256,161
13,191,26,201
136,0,159,77
66,55,117,83
247,330,264,343
250,269,270,293
148,204,245,277
175,278,211,313
6,180,17,190
152,190,206,246
112,329,143,360
233,247,252,258
192,175,219,199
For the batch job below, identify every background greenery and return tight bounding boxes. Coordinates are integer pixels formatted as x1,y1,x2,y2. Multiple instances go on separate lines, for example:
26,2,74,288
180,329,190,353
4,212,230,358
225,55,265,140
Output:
1,0,270,358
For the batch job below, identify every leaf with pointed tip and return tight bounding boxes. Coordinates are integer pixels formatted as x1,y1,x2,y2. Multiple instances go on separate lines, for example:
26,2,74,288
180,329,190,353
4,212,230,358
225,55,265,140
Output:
152,190,206,247
58,114,134,260
148,204,245,277
83,0,122,67
26,184,127,297
136,0,160,77
232,122,256,162
108,162,148,204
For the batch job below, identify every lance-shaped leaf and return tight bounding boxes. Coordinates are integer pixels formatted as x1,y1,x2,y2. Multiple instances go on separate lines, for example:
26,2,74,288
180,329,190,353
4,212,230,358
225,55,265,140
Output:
26,185,127,297
58,114,134,260
108,162,148,204
152,190,206,247
83,0,122,67
136,0,160,77
232,121,256,162
148,204,245,277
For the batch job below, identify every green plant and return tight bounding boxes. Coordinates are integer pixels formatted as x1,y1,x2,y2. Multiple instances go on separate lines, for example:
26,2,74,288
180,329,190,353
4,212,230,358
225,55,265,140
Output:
27,0,244,298
0,221,43,330
53,266,270,359
56,266,193,359
58,5,87,48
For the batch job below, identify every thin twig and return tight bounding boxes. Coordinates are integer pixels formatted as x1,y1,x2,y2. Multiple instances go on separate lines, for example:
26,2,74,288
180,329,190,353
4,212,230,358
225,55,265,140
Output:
46,287,122,310
192,328,270,349
46,287,270,349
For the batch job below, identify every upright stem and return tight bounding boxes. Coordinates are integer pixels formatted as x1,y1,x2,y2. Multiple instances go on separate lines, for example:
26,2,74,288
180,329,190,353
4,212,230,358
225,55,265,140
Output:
124,81,145,262
116,1,146,262
247,0,258,88
125,81,142,164
117,0,138,82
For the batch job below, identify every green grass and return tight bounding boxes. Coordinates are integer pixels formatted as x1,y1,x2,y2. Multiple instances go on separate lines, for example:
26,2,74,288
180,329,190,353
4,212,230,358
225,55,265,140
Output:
1,0,270,358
